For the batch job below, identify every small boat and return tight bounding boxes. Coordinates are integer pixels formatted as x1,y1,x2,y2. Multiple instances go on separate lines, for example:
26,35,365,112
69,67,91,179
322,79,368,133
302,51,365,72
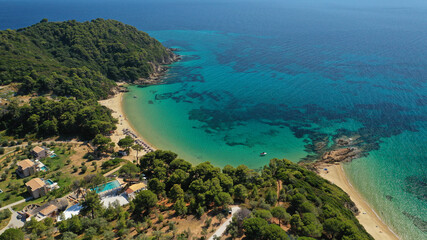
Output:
260,152,267,156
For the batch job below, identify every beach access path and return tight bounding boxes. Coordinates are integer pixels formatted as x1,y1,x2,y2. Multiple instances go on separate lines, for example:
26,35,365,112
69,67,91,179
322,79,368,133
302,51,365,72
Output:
318,163,399,240
103,165,123,177
208,206,240,240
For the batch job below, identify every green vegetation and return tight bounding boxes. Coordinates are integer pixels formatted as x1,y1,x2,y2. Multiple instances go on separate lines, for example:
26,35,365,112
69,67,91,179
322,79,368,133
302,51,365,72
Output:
118,135,134,151
0,97,117,139
0,19,176,140
0,18,175,99
0,209,12,230
0,143,105,208
5,150,371,239
0,228,24,240
100,157,124,174
136,151,372,239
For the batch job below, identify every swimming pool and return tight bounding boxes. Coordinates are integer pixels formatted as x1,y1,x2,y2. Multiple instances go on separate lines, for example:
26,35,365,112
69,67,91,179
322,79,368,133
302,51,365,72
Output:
92,180,121,193
45,179,54,185
40,166,48,171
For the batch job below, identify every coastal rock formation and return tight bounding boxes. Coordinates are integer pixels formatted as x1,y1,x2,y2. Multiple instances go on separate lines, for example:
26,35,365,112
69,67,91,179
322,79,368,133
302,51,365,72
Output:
321,147,360,163
135,49,181,86
344,201,360,215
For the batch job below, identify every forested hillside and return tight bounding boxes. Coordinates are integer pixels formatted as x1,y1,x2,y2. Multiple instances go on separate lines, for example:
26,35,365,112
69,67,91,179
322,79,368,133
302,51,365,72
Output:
52,151,373,240
0,18,175,99
0,19,175,139
0,97,117,139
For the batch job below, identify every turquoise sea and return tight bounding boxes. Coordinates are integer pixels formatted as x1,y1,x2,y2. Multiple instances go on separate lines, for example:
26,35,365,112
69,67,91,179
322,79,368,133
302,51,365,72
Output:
1,0,426,239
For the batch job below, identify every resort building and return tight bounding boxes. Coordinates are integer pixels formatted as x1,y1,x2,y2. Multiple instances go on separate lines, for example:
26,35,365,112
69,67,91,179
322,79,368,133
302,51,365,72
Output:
31,146,47,159
39,204,58,218
125,182,147,200
22,198,69,221
26,178,48,199
16,159,36,177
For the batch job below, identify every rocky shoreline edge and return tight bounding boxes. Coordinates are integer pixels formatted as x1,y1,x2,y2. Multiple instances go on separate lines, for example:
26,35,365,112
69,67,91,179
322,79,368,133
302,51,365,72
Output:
111,48,181,94
304,135,364,173
134,48,181,86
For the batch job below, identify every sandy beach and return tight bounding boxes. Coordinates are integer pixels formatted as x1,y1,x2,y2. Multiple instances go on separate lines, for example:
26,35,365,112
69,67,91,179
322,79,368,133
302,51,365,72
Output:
317,163,399,240
99,84,155,161
103,85,399,240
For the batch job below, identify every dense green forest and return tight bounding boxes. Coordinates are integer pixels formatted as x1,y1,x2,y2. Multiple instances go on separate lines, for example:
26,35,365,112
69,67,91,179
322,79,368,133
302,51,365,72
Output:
41,151,372,240
0,19,175,139
0,97,117,139
0,18,175,99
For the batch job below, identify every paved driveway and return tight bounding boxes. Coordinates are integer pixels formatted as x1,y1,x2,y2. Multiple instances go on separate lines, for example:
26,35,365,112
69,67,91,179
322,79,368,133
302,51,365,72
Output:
0,208,25,234
208,206,241,240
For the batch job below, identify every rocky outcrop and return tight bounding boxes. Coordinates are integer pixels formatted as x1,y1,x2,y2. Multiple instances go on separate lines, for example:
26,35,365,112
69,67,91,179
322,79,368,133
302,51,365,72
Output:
344,201,360,215
135,48,181,86
321,147,360,163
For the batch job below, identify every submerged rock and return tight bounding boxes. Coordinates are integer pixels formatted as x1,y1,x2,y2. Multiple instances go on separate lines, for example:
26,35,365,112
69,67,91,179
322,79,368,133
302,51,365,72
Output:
385,195,393,201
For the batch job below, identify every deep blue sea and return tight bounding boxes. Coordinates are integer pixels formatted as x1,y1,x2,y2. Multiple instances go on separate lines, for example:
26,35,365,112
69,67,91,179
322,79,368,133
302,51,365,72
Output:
1,0,426,239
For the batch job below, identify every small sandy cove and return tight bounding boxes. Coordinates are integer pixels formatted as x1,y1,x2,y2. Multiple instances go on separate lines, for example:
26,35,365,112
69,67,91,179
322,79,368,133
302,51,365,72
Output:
317,163,399,240
99,84,154,160
103,85,399,240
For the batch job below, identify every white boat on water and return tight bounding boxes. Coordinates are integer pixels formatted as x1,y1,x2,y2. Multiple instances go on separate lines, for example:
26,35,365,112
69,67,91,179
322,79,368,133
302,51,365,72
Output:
260,152,267,156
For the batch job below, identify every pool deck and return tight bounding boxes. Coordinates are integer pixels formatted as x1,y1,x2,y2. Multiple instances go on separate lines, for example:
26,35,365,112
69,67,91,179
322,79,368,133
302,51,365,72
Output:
101,194,129,207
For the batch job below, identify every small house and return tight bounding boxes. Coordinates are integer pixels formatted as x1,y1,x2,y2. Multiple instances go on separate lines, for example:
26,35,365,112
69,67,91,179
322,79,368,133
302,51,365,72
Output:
125,182,146,200
39,204,58,218
31,146,47,159
16,159,36,177
26,178,48,199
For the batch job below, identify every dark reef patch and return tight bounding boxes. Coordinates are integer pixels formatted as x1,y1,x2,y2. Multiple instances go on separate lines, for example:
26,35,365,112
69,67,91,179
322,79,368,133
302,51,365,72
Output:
403,211,427,232
184,95,425,162
404,175,427,202
151,35,426,167
261,129,280,137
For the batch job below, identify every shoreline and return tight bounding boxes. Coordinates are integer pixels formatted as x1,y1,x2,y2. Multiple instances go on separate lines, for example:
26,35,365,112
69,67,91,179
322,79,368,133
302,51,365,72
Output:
99,84,157,159
102,85,400,240
316,163,400,240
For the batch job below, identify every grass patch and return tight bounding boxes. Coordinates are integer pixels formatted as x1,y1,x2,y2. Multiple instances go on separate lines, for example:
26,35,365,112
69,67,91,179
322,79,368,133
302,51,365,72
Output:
43,146,74,172
0,209,12,229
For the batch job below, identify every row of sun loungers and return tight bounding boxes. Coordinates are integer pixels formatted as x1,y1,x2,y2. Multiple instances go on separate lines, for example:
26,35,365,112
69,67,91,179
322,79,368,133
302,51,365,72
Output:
122,129,155,153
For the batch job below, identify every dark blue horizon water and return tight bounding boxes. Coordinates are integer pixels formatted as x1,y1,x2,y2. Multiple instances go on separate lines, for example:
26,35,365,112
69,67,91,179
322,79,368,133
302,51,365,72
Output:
1,0,426,239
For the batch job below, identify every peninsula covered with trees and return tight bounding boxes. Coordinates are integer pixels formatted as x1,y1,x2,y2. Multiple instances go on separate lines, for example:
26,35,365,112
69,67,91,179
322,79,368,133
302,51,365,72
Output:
0,18,176,99
0,18,176,140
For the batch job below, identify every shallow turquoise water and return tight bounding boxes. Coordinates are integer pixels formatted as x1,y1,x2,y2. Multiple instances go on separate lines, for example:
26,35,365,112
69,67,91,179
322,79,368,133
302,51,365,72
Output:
124,29,426,239
344,130,426,239
1,0,426,239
